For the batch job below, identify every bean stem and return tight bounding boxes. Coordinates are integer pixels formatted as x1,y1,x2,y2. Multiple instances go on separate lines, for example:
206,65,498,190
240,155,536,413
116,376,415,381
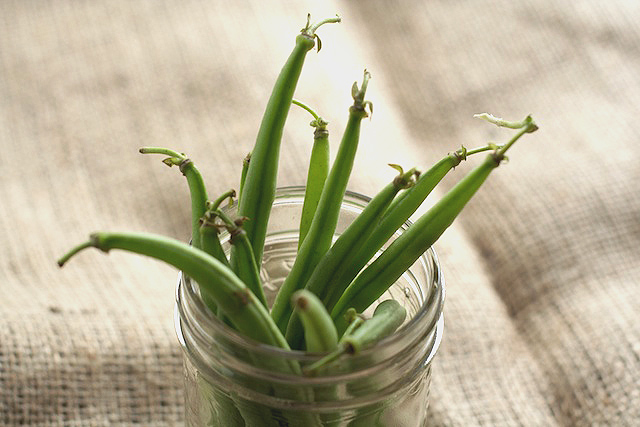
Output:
340,309,365,340
292,99,321,121
209,189,236,212
474,113,539,132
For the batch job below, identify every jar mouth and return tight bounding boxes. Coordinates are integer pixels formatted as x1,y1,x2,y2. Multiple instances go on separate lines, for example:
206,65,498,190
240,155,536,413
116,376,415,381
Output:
175,186,445,374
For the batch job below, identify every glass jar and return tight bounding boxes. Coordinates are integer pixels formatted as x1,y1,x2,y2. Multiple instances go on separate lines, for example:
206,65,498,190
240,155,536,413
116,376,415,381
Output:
175,186,445,426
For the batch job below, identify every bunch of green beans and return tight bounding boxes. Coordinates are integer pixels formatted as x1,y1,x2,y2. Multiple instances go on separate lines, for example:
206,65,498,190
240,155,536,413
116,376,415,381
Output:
58,14,538,425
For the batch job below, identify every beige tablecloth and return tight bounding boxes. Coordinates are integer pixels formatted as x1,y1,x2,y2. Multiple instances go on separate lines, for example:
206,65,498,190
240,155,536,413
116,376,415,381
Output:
1,1,638,425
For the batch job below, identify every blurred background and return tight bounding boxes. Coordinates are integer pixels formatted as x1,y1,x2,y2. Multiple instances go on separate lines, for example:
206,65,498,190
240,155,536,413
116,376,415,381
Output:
1,1,638,425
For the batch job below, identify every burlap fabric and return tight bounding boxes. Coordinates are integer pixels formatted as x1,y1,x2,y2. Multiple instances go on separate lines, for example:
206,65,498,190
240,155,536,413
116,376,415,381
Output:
1,0,638,425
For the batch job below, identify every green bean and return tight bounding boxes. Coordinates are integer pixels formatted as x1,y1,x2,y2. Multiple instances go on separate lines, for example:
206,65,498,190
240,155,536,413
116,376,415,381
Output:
341,301,405,427
291,290,338,352
285,165,418,348
331,116,537,331
139,147,225,317
291,288,340,426
237,15,340,266
56,229,322,426
139,147,208,250
214,209,268,308
198,228,225,317
305,300,406,374
342,301,406,427
195,221,224,317
198,195,235,319
270,70,372,332
57,231,289,349
292,99,330,248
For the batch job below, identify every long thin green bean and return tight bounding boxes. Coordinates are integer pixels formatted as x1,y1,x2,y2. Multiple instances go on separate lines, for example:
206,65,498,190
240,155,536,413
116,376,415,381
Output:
237,16,340,266
270,70,372,332
59,233,322,425
292,99,330,248
57,231,289,349
332,117,537,332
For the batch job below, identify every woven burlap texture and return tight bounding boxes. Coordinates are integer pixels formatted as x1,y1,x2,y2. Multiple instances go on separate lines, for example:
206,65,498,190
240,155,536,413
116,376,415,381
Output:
1,0,638,425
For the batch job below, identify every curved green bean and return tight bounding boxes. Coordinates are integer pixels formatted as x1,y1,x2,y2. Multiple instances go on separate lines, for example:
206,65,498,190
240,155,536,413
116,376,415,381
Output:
332,117,537,330
57,231,289,349
291,290,338,352
237,16,340,266
270,70,372,332
139,147,209,250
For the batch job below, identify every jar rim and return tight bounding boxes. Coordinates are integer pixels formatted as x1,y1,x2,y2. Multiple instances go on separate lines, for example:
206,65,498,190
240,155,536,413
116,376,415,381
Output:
175,186,445,367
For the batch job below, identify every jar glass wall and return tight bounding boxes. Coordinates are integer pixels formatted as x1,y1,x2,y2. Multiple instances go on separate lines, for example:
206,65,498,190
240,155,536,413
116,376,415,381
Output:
175,187,445,426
